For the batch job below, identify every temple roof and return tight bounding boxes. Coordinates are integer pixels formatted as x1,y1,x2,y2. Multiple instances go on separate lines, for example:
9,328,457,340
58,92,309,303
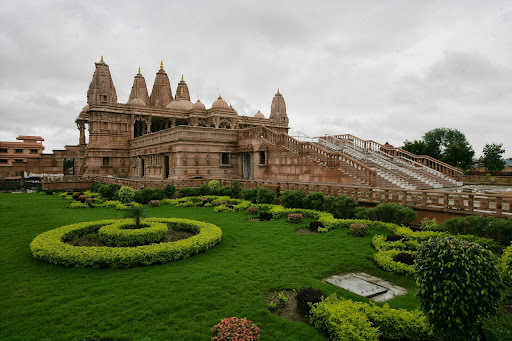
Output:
149,61,173,107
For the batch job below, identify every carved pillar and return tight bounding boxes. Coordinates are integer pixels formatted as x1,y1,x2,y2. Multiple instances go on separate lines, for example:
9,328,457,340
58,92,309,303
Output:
78,121,86,145
146,116,152,133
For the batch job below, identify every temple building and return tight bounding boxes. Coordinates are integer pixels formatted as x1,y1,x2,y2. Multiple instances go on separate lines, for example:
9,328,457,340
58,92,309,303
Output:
1,57,463,190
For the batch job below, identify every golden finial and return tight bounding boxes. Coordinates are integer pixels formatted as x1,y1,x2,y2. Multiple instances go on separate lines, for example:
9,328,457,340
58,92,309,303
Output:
101,55,104,62
181,74,184,81
160,60,164,70
277,88,280,94
138,66,141,74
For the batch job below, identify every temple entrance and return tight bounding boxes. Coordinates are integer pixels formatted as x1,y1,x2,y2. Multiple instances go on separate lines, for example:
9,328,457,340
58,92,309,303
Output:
134,121,147,138
164,155,170,178
242,154,251,180
141,158,145,177
63,158,74,175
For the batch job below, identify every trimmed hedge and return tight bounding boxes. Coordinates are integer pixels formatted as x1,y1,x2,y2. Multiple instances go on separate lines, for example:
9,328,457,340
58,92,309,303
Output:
30,218,222,268
98,219,168,246
374,249,416,275
310,294,432,341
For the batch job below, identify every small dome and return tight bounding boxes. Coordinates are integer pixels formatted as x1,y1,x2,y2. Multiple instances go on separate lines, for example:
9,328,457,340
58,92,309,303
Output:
211,95,229,109
128,97,146,106
192,99,207,111
166,99,193,111
254,110,265,119
81,104,89,113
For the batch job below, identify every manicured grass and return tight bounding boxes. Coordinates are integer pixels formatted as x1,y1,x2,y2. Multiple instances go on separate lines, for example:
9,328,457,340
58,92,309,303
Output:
0,193,501,340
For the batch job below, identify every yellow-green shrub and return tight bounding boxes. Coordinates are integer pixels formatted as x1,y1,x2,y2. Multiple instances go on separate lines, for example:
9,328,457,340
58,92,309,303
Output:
374,249,416,275
98,219,168,246
70,202,89,208
30,218,222,268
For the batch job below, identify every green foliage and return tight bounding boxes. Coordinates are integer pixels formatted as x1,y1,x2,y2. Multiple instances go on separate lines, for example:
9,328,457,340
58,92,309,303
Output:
198,184,209,195
419,217,438,231
218,185,233,197
178,187,200,198
151,188,165,200
164,184,176,198
297,287,325,316
303,192,325,211
123,203,147,228
374,249,416,275
30,218,222,268
330,195,358,219
91,182,103,193
356,202,416,226
310,295,432,341
402,128,475,170
208,180,220,192
255,186,276,204
117,186,135,204
241,188,257,203
70,201,89,208
278,291,288,304
415,237,507,340
280,190,305,208
98,184,120,200
211,317,259,341
502,243,512,281
481,143,506,172
287,213,303,224
98,219,168,246
230,181,242,198
213,205,235,213
440,215,512,246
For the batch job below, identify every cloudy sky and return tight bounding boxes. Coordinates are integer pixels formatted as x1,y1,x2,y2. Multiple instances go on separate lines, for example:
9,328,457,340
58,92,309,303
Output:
1,0,511,157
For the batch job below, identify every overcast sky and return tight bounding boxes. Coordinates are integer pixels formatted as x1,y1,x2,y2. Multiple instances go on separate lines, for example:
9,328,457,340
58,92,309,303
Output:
1,0,511,157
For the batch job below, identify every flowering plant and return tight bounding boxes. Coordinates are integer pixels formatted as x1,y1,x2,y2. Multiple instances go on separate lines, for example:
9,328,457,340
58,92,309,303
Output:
211,317,260,340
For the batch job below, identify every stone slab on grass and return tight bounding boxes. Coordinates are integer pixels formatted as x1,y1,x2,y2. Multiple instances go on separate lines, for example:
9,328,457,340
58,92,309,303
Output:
325,272,407,302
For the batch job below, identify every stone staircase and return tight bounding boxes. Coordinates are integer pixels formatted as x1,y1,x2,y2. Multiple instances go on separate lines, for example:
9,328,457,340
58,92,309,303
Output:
316,135,463,190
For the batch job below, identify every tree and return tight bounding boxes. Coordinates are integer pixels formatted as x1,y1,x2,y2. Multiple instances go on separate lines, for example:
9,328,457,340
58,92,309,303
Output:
402,128,475,170
480,143,506,172
123,204,147,229
415,237,506,340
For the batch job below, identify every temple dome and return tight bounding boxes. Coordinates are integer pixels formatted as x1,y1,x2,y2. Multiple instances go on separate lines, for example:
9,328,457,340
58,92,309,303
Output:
166,99,193,111
254,110,265,119
81,105,89,113
128,97,146,106
192,99,207,111
211,95,229,109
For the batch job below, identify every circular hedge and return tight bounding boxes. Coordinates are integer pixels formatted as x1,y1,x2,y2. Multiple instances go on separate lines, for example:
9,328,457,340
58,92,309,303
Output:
30,218,222,268
98,220,168,246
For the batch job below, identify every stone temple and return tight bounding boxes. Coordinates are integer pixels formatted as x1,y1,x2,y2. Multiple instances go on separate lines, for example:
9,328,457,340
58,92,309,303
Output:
0,57,463,190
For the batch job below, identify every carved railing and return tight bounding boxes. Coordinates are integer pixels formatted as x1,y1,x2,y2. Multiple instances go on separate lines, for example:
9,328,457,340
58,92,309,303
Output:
334,134,464,182
130,126,239,149
239,127,377,186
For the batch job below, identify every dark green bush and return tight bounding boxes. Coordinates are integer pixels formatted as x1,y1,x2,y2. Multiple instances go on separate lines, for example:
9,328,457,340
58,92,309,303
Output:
296,287,325,316
164,184,176,198
134,187,155,204
330,195,359,219
198,184,209,196
178,187,200,198
91,182,102,193
280,190,305,208
98,184,120,200
219,186,233,197
151,189,165,201
303,192,325,211
396,252,415,265
415,237,506,340
231,181,242,199
309,221,324,232
356,202,416,226
256,186,276,204
241,188,257,203
441,216,512,246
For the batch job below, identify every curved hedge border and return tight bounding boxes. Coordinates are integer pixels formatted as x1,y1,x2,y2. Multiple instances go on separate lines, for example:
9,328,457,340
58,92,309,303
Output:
98,219,168,246
30,218,222,268
374,249,416,275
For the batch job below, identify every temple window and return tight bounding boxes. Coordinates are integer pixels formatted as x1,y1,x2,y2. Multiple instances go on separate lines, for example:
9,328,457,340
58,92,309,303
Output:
103,157,110,166
14,159,23,162
221,153,229,165
15,149,23,153
259,151,266,165
0,149,7,153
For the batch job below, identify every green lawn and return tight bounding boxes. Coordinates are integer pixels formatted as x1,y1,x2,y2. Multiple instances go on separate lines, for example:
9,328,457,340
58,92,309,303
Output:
0,193,443,340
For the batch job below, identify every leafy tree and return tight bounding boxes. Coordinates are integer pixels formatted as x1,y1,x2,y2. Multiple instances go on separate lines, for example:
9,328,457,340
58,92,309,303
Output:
480,143,506,172
415,237,506,340
164,184,176,198
402,128,474,170
117,186,135,203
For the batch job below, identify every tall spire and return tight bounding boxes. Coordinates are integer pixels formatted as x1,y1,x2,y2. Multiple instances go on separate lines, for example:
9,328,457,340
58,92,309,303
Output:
150,62,172,107
128,68,150,105
269,89,288,127
87,57,117,105
175,75,191,101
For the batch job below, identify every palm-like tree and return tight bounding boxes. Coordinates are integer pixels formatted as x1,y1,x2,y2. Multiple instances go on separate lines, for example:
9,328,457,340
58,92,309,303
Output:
123,204,147,228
